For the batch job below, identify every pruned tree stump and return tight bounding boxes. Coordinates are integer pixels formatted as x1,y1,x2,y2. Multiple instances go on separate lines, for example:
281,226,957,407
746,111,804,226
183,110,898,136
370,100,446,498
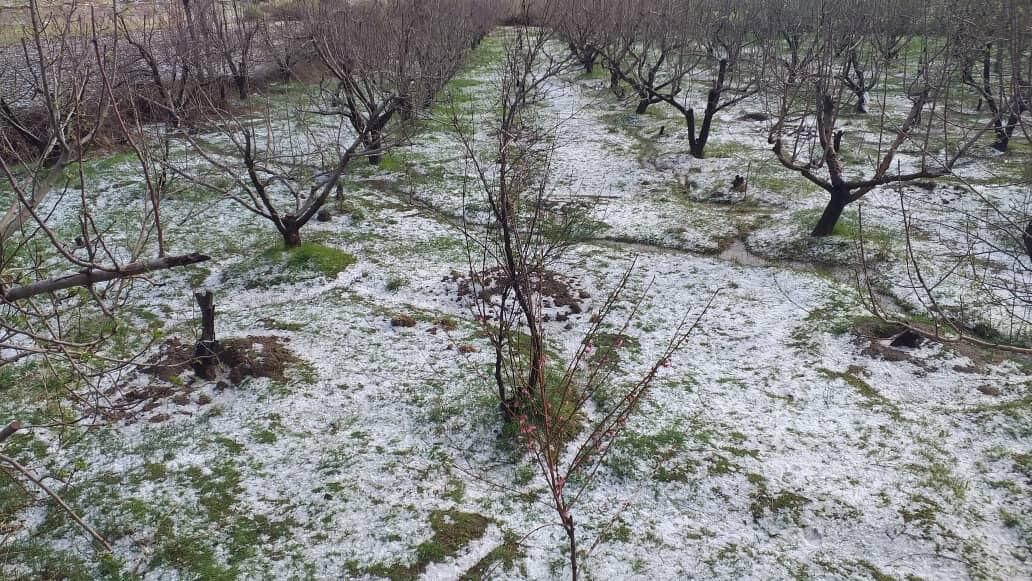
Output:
192,340,222,381
890,329,924,348
731,174,747,193
193,291,221,380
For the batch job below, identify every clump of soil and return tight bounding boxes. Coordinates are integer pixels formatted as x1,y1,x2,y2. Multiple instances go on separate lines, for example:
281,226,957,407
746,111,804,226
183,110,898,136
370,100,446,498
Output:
141,335,300,386
391,314,418,327
851,319,915,363
851,318,1032,376
444,267,590,323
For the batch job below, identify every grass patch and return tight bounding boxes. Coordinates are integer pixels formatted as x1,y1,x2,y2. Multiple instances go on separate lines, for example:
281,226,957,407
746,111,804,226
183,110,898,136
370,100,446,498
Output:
899,493,942,534
589,332,641,372
141,458,299,578
799,293,861,338
704,140,753,159
463,33,507,71
906,435,968,503
747,472,810,524
460,530,522,579
607,425,695,482
364,510,491,580
749,170,805,194
817,367,902,420
277,242,356,277
386,275,409,291
829,213,894,249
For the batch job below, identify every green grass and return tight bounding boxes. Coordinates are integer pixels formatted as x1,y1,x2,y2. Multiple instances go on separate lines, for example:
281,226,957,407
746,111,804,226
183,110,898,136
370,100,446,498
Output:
378,153,407,173
910,436,968,502
145,451,298,578
899,493,942,534
748,169,809,194
2,428,303,579
460,530,522,580
818,367,902,420
589,332,641,372
704,140,754,159
264,242,357,278
800,293,861,337
607,424,696,482
830,214,894,247
362,510,491,580
747,472,810,524
463,33,507,71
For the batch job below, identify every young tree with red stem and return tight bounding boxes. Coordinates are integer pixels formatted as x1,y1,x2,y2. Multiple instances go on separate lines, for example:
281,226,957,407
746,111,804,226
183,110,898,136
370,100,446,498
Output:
453,14,575,417
454,7,718,577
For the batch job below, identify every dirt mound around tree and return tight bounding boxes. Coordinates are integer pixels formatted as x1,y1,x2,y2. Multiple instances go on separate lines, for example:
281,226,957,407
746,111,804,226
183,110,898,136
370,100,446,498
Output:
141,335,300,386
444,267,591,323
115,335,303,424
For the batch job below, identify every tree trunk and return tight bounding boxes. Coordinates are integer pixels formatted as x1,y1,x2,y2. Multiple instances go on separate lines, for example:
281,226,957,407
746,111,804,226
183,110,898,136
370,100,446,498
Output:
399,97,414,121
855,91,867,114
0,420,22,443
811,187,850,236
635,99,650,114
686,60,726,160
192,291,220,380
580,48,596,74
365,133,383,165
564,516,578,581
281,215,302,248
686,106,714,159
991,112,1019,152
1022,221,1032,261
0,151,70,242
527,323,545,399
608,68,623,98
235,70,248,101
991,134,1010,152
195,291,216,343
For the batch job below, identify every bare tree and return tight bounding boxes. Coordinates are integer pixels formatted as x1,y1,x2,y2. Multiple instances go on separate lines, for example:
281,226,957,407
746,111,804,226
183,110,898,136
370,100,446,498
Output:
453,11,716,578
555,0,608,74
120,0,314,126
511,283,715,580
0,1,115,240
208,0,261,101
168,98,368,248
654,0,765,159
453,16,574,416
766,2,987,236
835,1,918,115
170,0,482,247
306,0,424,165
956,0,1031,152
0,1,209,408
588,0,765,158
856,186,1032,354
596,0,685,115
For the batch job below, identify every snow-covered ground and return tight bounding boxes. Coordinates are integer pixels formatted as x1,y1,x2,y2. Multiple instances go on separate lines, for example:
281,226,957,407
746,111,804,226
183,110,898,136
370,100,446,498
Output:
1,33,1030,580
